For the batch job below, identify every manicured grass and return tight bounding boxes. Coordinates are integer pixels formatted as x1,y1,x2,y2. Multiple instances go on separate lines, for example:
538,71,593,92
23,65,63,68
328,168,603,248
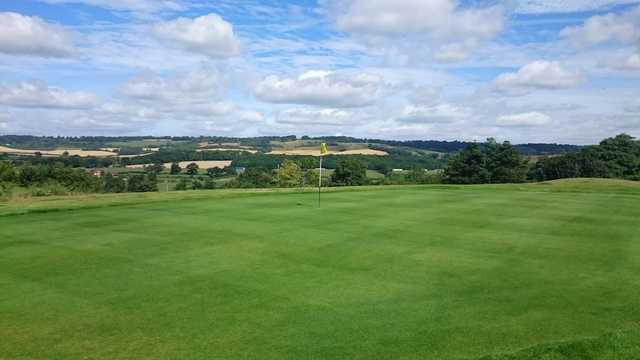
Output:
1,180,640,359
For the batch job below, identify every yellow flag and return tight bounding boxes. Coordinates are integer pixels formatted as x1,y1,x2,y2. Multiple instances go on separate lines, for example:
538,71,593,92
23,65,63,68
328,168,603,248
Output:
320,142,328,155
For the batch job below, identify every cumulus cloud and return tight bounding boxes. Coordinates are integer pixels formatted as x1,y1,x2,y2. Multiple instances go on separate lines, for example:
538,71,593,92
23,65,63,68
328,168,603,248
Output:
0,12,73,57
118,67,231,118
120,67,224,101
496,112,551,127
397,103,470,123
154,14,240,58
38,0,184,12
560,5,640,48
254,70,383,108
0,112,8,130
612,52,640,70
0,80,97,109
516,1,638,14
625,101,640,113
490,61,583,95
276,108,353,125
329,0,504,61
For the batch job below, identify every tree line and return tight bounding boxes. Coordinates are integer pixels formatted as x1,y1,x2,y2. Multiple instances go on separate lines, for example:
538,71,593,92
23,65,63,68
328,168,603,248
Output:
2,134,636,200
0,161,159,198
442,134,640,184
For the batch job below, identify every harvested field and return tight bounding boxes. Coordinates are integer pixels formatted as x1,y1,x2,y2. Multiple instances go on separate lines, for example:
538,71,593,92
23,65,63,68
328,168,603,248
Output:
126,160,233,170
196,148,257,153
266,148,388,156
0,146,117,157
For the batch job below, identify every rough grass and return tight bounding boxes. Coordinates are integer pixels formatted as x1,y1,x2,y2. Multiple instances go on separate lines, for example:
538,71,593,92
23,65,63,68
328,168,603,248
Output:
1,180,639,359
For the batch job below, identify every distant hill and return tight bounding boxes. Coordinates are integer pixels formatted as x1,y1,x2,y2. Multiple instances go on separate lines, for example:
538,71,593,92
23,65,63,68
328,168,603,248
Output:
0,135,582,156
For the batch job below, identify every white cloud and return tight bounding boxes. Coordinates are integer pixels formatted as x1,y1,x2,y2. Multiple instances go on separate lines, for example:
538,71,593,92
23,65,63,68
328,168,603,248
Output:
397,103,470,123
38,0,184,12
516,0,638,14
614,52,640,70
491,61,583,95
254,70,383,108
0,112,8,130
625,100,640,112
560,6,640,48
0,80,97,109
333,0,503,38
329,0,504,61
118,67,239,119
154,14,240,58
496,112,551,126
120,67,225,103
276,108,352,125
0,12,73,57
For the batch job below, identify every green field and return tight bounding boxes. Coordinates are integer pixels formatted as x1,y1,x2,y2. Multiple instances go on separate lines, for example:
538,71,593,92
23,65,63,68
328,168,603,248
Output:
1,180,640,359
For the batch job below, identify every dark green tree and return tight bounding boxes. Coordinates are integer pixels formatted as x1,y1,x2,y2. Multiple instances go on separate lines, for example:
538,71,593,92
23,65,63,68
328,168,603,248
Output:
145,162,165,175
0,161,16,182
443,143,490,184
186,162,199,176
127,174,158,192
331,159,367,186
104,173,126,193
175,178,189,191
170,162,182,175
233,167,272,188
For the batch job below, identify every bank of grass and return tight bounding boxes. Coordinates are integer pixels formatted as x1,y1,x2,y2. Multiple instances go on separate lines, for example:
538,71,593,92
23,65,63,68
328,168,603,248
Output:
1,178,640,359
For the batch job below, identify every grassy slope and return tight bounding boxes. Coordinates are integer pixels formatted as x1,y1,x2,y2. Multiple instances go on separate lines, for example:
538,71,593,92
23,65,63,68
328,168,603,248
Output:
1,179,639,359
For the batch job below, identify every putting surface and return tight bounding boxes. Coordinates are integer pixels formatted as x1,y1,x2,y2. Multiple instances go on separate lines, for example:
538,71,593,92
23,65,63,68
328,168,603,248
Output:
1,181,640,359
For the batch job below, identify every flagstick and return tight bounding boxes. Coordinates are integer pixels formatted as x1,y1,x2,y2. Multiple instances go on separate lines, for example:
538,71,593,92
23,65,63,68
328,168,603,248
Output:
318,155,323,207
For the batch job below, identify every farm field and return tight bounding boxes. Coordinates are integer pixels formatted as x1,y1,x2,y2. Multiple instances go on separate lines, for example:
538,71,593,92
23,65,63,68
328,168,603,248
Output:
125,160,233,170
266,148,389,156
1,180,640,359
0,145,117,158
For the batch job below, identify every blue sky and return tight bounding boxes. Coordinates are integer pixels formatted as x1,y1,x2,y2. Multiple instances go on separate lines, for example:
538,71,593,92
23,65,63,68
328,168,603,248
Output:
0,0,639,144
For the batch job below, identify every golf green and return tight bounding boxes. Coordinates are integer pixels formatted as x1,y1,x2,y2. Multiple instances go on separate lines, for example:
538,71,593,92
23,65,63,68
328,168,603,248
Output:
1,180,640,359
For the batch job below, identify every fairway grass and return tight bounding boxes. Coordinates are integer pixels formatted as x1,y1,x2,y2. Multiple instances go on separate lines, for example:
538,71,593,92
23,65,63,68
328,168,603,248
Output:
1,180,640,359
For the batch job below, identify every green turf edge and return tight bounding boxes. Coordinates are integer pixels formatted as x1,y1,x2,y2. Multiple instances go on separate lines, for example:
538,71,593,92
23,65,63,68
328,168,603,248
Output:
469,325,640,360
1,178,638,217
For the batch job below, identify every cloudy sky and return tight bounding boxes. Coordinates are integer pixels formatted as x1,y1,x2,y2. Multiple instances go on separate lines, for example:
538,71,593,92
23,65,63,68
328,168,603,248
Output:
0,0,639,144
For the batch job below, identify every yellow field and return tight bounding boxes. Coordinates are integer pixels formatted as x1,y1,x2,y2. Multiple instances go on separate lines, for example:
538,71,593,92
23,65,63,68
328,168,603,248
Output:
0,146,117,157
266,148,388,156
126,160,233,170
196,148,258,153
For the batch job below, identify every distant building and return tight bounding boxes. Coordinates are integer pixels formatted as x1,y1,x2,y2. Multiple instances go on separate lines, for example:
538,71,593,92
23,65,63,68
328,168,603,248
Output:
234,167,246,174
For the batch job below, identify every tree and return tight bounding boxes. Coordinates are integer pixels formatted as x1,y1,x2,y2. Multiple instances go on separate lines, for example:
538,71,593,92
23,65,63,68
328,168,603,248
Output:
175,178,189,191
233,167,272,188
186,162,199,176
302,169,319,187
17,165,42,187
0,161,15,182
276,160,302,187
444,140,528,184
485,139,528,183
203,178,216,189
127,174,158,192
443,143,490,184
191,178,203,190
207,167,226,178
145,162,165,175
331,159,367,186
104,173,126,193
170,162,182,175
532,134,640,181
406,167,427,184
